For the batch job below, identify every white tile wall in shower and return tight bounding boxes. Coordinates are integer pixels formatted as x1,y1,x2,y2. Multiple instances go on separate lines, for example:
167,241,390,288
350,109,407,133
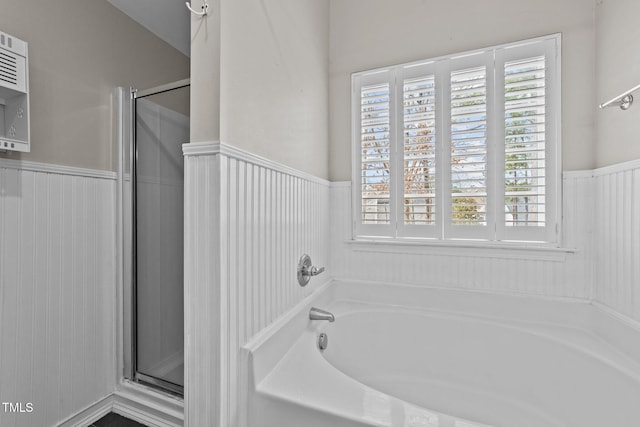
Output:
0,160,117,427
183,142,330,427
329,174,594,300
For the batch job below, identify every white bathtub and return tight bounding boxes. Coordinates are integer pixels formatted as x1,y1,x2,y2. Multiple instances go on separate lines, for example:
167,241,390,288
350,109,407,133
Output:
243,281,640,427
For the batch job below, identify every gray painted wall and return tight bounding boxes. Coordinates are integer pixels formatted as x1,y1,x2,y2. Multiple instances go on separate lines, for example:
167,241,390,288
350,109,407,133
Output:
0,0,189,171
329,0,596,181
595,0,640,168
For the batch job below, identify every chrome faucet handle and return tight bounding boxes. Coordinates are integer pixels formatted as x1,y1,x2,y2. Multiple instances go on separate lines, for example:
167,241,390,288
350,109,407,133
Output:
297,254,325,287
308,266,325,276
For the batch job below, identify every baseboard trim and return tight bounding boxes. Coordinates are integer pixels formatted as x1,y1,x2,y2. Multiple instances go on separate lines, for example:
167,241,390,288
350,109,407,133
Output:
113,380,184,427
56,395,113,427
55,382,184,427
112,395,182,427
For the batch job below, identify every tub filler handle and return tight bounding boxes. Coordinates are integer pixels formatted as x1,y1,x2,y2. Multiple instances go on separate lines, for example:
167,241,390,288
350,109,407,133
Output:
309,307,335,322
297,254,325,287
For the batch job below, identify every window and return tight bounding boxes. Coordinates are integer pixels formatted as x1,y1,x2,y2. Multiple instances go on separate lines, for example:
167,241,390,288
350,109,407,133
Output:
352,35,560,243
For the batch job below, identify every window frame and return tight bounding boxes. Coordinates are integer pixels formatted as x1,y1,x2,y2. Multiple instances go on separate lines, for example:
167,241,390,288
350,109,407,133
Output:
351,34,561,245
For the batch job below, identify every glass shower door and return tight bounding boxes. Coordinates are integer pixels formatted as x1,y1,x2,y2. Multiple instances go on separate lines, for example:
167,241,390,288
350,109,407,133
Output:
133,82,189,394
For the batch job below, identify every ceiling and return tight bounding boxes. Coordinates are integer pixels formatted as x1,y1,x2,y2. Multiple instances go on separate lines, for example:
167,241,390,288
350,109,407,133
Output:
107,0,190,57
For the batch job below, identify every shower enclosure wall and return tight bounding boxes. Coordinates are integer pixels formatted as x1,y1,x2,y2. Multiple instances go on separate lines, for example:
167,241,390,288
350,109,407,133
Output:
117,80,189,396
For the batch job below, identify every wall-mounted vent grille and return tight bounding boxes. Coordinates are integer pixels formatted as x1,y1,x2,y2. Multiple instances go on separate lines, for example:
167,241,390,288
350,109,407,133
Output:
0,29,29,153
0,30,27,94
0,50,18,87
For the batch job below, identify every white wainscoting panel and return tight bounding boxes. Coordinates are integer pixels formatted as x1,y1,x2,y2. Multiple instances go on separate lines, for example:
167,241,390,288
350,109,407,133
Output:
330,175,593,299
183,152,221,427
593,160,640,322
0,162,116,427
183,142,329,427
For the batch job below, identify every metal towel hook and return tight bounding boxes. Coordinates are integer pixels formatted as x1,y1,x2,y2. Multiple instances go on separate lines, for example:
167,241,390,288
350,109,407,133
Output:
186,0,209,16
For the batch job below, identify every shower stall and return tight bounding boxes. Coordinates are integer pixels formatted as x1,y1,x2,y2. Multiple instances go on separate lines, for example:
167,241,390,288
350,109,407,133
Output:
117,80,190,395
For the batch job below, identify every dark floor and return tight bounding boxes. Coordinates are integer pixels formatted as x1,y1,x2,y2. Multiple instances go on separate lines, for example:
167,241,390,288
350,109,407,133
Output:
90,412,148,427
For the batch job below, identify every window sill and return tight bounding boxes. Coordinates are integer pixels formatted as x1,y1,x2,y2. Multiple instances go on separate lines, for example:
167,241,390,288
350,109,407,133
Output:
345,238,576,261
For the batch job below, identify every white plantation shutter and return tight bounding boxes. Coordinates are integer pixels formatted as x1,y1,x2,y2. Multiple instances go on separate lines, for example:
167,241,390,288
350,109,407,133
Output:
504,56,546,226
403,75,437,224
352,35,560,244
496,38,559,242
361,83,391,224
450,65,488,226
444,51,494,240
354,70,396,237
397,62,439,238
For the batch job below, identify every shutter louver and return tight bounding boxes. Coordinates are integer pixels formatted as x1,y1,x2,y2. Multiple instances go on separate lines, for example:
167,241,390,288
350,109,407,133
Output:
450,66,487,226
361,83,391,225
504,56,546,227
403,75,436,225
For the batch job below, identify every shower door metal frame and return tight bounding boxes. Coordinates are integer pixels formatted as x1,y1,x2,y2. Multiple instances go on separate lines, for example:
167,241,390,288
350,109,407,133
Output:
126,78,190,397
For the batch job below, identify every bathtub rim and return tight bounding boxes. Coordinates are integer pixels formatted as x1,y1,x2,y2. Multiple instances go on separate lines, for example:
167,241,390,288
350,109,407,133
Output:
241,278,640,427
243,278,640,386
